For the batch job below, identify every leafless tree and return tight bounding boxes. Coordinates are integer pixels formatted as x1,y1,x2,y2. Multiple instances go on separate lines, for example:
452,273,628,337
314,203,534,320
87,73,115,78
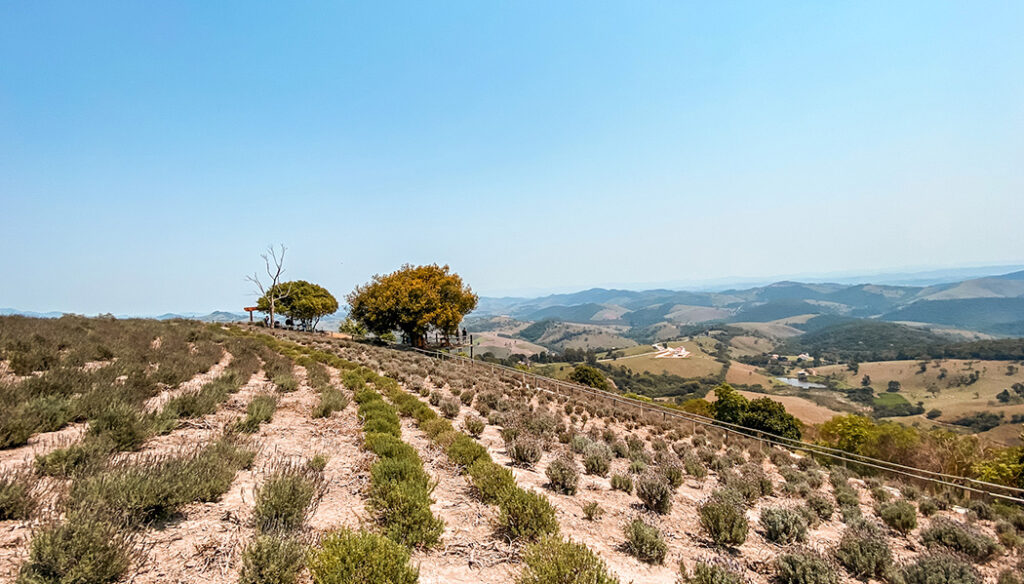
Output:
246,244,292,328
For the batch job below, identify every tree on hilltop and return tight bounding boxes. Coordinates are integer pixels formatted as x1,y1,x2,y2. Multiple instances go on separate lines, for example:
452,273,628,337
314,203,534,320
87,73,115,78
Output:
258,280,338,331
347,264,477,346
246,244,291,328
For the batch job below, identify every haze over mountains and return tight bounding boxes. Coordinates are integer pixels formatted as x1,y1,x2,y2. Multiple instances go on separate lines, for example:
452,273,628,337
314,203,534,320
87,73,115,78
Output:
472,269,1024,337
4,266,1024,337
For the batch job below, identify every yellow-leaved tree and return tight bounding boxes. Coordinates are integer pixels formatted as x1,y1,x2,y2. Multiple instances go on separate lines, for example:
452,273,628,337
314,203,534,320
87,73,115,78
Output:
347,264,477,346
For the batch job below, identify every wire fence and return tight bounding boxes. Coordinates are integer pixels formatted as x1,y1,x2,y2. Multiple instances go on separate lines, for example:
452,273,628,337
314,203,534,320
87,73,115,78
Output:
408,346,1024,505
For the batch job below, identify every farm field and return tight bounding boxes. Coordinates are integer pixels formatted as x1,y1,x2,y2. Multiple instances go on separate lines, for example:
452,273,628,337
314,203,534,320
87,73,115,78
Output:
611,340,724,378
728,334,775,357
725,360,776,388
1,317,1022,584
815,359,1024,427
467,331,548,358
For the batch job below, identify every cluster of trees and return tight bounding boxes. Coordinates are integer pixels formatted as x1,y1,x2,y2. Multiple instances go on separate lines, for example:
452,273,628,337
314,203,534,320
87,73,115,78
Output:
248,248,478,345
710,384,803,440
996,383,1024,404
818,414,1024,488
247,245,339,331
785,319,1024,364
256,280,338,331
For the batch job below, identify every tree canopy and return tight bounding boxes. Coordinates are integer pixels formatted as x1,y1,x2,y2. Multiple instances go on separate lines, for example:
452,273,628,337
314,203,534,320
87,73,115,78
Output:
346,264,477,346
257,280,338,330
569,364,609,391
711,384,802,440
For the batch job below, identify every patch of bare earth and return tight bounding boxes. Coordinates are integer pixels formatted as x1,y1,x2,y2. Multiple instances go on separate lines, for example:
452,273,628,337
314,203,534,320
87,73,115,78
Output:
143,349,233,413
422,382,851,584
127,365,372,584
395,413,516,584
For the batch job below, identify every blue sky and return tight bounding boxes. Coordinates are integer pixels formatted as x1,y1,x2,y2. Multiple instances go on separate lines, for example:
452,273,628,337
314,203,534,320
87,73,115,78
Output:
2,2,1022,314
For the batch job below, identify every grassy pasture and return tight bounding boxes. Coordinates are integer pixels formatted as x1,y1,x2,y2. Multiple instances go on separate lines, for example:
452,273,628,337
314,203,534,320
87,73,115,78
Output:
725,361,775,388
816,358,1024,431
613,340,723,378
728,334,774,357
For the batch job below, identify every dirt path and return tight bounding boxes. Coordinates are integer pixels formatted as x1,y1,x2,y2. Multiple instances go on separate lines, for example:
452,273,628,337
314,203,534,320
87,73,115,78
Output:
395,415,516,584
143,349,233,412
128,365,372,584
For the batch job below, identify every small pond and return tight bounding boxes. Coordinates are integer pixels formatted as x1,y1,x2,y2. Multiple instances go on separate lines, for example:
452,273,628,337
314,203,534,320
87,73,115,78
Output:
775,377,827,389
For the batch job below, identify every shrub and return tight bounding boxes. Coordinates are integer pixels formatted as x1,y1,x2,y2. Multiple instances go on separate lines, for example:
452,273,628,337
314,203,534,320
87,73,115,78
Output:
87,402,148,451
637,472,673,514
611,474,633,494
447,434,489,468
611,440,629,458
835,520,892,580
439,397,460,419
723,465,773,503
624,518,667,564
468,459,516,504
307,528,418,584
369,472,443,548
429,391,442,406
628,460,647,474
508,437,543,467
685,558,744,584
253,467,321,532
775,551,837,584
17,507,134,584
583,443,612,477
273,374,299,393
919,498,939,517
517,535,619,584
760,507,808,545
661,462,684,489
0,469,37,520
921,518,999,561
546,454,580,495
684,455,708,479
805,493,834,522
898,552,980,584
307,454,329,472
236,395,278,433
583,502,604,521
700,491,748,547
238,534,304,584
879,500,917,535
834,484,860,509
499,488,559,541
966,499,992,521
35,438,112,478
69,437,254,525
464,415,485,438
312,388,349,418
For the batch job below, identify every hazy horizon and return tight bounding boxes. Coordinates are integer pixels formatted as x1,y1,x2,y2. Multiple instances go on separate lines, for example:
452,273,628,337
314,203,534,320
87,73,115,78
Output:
4,261,1024,317
3,2,1023,314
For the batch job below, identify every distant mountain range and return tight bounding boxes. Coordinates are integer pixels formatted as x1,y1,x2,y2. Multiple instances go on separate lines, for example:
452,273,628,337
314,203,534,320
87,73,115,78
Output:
471,269,1024,337
0,308,254,323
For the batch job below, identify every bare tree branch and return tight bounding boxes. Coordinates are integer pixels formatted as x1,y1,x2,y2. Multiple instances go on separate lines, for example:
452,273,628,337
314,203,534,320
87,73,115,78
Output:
247,244,289,328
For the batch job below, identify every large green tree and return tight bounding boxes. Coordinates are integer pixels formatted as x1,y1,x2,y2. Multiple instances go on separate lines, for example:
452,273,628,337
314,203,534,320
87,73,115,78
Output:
712,383,801,440
346,264,477,346
569,364,609,391
257,280,338,331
